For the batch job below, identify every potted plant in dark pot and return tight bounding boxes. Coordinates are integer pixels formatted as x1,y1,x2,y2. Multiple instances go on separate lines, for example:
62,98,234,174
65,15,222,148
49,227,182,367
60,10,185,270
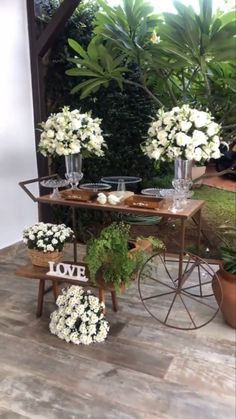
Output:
85,222,164,293
212,227,236,328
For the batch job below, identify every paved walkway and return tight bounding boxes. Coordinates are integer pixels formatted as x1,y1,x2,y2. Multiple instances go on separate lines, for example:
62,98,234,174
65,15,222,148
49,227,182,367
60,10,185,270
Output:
202,164,235,192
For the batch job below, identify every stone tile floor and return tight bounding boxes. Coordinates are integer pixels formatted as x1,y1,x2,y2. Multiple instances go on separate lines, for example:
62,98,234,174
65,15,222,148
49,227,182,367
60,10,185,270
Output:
0,243,235,419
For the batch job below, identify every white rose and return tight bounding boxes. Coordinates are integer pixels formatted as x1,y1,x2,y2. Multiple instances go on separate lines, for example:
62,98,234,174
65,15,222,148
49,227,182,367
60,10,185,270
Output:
70,143,81,154
151,148,163,160
45,119,52,129
192,111,209,128
153,120,162,129
185,148,195,160
192,130,207,147
163,117,173,126
47,129,55,138
175,132,191,147
207,122,219,137
157,130,168,141
148,126,156,137
71,119,82,130
212,135,220,148
202,145,212,157
211,149,221,159
179,120,192,132
56,131,65,141
194,147,203,162
170,106,180,114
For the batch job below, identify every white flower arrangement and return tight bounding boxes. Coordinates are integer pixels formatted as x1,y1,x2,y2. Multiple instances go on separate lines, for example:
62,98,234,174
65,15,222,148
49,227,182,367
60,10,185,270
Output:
38,106,107,157
142,104,222,163
49,285,109,344
23,222,74,253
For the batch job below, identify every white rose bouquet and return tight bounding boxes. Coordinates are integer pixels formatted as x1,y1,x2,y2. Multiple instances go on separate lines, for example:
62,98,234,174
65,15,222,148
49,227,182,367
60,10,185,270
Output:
49,285,109,345
38,106,107,157
23,222,74,253
142,104,221,163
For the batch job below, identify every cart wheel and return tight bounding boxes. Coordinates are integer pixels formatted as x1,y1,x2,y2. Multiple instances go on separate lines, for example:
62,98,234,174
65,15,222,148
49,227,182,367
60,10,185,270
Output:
138,252,222,330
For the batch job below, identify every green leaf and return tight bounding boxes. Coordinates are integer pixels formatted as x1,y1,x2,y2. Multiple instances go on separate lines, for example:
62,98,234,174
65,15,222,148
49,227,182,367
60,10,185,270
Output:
225,78,236,93
68,38,87,59
65,68,81,76
218,11,236,27
66,68,101,78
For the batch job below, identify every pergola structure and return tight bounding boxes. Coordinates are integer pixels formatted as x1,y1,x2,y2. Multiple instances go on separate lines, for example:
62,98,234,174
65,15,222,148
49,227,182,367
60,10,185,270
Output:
26,0,81,179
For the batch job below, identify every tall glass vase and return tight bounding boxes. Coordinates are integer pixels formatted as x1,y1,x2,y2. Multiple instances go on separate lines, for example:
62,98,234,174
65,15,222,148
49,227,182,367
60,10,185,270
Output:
174,158,193,180
65,153,83,189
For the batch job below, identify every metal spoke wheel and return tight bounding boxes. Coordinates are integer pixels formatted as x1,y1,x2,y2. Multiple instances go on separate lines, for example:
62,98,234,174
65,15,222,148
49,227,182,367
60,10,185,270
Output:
138,252,222,330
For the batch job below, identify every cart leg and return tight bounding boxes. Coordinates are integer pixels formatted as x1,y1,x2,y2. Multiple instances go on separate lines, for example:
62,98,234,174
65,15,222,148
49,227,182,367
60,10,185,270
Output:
178,219,186,288
72,207,77,263
36,279,45,317
52,280,60,302
111,291,118,312
195,209,202,255
99,288,106,313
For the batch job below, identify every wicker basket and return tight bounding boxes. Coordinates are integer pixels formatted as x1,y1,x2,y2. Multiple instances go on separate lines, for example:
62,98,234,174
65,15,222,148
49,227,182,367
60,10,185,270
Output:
28,249,63,267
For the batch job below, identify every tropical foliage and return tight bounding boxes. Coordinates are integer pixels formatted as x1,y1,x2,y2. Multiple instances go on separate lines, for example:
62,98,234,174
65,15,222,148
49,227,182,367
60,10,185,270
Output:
67,0,236,135
38,0,156,182
221,227,236,274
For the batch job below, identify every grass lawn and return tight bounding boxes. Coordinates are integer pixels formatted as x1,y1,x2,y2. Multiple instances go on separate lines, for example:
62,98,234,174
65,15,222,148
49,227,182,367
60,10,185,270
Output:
193,186,235,230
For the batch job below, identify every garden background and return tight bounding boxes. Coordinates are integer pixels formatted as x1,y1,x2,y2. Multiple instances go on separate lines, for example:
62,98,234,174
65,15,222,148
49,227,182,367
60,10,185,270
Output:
37,0,235,257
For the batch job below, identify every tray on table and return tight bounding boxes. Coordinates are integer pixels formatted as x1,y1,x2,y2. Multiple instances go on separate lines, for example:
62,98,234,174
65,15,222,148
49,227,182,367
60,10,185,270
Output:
60,189,97,202
124,195,163,209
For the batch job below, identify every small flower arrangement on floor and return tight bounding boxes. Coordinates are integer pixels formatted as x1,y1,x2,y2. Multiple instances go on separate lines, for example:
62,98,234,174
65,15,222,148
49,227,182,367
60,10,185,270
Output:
142,104,221,163
23,222,74,253
49,286,109,345
38,106,107,157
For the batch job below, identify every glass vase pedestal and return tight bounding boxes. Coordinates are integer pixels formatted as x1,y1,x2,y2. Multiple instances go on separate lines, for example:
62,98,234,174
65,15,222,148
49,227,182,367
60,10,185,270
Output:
174,158,193,180
65,153,83,189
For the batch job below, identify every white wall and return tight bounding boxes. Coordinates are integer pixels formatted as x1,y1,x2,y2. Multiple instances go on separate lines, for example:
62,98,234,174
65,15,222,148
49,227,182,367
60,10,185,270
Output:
0,0,38,249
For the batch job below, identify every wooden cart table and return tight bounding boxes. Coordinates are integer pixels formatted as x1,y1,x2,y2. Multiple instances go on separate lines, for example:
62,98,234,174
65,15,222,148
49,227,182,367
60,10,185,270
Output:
17,175,211,326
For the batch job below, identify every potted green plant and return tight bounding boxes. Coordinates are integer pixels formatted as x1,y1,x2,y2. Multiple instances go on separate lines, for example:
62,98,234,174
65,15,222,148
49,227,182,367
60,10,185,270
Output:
212,227,236,328
85,223,164,293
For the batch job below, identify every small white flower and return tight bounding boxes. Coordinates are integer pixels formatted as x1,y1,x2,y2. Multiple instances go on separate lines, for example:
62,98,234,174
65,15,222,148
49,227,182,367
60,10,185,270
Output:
46,244,54,252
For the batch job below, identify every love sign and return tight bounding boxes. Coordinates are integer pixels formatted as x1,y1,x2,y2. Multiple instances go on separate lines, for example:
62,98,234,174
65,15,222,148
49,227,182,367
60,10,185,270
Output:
46,262,89,282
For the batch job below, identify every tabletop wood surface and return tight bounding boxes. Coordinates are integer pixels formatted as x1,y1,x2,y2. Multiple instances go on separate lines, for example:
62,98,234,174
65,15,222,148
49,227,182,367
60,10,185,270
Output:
37,193,204,219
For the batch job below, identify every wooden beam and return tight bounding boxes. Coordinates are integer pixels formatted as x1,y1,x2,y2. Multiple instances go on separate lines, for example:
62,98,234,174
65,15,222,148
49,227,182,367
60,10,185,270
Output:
26,0,81,220
27,0,47,175
36,0,81,58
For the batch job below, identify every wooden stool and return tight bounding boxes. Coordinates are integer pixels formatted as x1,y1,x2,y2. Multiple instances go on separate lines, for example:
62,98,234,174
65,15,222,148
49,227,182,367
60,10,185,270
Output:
16,264,119,317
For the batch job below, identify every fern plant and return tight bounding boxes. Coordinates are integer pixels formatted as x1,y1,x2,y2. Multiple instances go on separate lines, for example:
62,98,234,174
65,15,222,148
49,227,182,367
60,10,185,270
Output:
85,222,149,292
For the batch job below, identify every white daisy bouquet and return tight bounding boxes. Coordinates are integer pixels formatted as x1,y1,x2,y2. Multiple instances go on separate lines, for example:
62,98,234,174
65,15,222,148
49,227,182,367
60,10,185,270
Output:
23,222,74,253
142,104,221,163
49,286,109,345
38,106,107,157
